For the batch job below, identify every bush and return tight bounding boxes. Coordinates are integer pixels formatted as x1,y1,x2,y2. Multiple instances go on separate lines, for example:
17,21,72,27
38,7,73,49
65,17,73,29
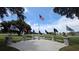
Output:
54,35,64,43
44,34,53,40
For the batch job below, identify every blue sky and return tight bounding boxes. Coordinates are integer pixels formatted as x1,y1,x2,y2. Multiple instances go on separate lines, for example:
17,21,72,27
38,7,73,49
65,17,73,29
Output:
25,7,61,25
1,7,79,33
2,7,61,24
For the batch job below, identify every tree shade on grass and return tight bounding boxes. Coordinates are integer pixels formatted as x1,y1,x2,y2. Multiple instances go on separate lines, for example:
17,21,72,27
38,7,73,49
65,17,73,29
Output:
60,45,79,51
0,46,19,51
0,34,20,51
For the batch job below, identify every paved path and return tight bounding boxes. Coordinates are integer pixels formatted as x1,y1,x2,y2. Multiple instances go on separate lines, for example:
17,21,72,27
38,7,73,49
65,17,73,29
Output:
9,39,67,51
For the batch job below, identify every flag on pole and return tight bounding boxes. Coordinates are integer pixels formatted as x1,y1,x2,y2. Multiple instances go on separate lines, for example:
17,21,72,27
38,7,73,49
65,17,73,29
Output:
10,25,19,31
45,30,48,34
39,14,44,20
66,26,74,31
54,28,58,33
39,30,42,35
24,28,27,32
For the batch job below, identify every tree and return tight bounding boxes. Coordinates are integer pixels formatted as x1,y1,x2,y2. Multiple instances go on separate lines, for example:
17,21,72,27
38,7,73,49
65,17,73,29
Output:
0,7,25,20
0,21,9,32
53,7,79,19
0,19,31,35
10,19,31,35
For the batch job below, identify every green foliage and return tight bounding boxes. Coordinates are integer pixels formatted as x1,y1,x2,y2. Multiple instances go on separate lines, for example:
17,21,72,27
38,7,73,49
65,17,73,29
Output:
68,32,75,36
53,7,79,19
54,35,64,43
0,7,25,19
42,34,53,40
0,19,31,35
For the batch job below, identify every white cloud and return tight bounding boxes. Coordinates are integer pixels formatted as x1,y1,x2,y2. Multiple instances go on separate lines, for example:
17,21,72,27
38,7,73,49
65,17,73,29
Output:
26,16,79,33
0,20,2,23
24,8,28,13
55,16,79,32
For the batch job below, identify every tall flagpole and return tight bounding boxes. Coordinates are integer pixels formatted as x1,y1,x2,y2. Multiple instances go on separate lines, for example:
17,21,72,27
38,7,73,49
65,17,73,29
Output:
64,19,69,46
38,17,40,40
38,22,39,40
37,15,39,40
38,14,44,40
65,19,67,37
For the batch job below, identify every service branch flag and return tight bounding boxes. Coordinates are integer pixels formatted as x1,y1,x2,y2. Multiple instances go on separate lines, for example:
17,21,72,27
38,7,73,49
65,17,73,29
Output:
39,14,44,20
10,25,19,31
66,26,74,31
54,28,58,33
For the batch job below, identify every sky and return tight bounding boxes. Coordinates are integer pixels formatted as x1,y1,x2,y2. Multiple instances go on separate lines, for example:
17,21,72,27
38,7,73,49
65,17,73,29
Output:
1,7,79,33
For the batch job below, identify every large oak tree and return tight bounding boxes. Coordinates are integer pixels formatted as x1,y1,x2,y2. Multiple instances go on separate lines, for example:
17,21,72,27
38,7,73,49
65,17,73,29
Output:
53,7,79,19
1,19,31,35
0,7,25,19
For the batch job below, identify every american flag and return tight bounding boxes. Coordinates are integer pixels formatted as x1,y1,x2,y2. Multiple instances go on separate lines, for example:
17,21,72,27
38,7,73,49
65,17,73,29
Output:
39,14,44,20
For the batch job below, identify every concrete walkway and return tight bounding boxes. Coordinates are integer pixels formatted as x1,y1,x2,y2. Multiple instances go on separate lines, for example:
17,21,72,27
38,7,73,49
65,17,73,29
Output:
9,39,67,51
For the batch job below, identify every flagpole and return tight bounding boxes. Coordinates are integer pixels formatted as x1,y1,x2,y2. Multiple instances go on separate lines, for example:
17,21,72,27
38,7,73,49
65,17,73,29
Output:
65,19,68,37
38,15,39,40
38,14,43,40
37,15,39,40
38,14,44,40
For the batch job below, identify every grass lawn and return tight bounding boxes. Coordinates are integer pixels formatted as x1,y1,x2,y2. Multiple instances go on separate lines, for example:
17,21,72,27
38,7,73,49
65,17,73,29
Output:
60,45,79,51
48,35,79,51
0,33,34,51
1,33,79,51
0,45,19,51
60,36,79,51
68,36,79,45
12,35,23,43
0,34,23,51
